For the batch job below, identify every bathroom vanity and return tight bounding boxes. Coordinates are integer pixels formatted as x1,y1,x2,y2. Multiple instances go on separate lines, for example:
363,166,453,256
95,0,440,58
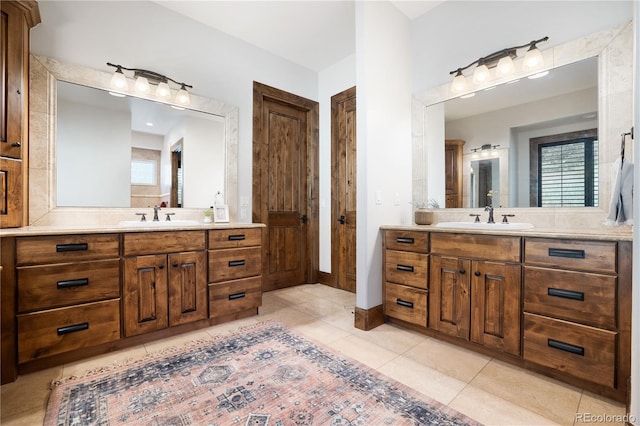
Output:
381,225,631,403
0,223,264,384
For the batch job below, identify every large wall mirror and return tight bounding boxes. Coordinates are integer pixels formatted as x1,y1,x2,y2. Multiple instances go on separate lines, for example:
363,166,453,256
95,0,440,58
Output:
29,55,238,224
413,21,633,219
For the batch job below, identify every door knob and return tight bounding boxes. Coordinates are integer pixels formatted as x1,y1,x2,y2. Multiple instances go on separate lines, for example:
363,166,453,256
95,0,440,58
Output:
474,271,481,276
301,215,308,223
11,141,21,147
458,269,466,274
338,215,346,224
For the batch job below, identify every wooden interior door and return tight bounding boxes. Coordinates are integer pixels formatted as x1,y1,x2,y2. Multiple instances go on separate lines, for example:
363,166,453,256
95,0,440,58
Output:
331,87,356,292
445,140,464,208
253,82,319,291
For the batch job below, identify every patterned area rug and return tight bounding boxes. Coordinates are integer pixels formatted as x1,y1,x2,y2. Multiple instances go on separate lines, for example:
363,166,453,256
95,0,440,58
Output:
45,321,481,425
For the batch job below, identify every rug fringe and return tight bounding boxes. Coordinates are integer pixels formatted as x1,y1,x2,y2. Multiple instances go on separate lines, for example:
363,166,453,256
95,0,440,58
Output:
50,319,282,389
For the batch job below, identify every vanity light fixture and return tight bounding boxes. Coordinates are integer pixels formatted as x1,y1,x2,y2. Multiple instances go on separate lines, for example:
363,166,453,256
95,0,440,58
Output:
449,36,549,94
471,144,500,153
106,62,193,107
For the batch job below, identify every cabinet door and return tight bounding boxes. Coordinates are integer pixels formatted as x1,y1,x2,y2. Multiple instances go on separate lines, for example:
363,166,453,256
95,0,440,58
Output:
471,261,521,356
429,255,470,339
123,255,168,337
168,251,207,326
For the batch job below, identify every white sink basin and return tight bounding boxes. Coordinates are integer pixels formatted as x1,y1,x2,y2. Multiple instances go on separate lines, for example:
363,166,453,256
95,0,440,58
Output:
434,221,534,230
119,220,201,228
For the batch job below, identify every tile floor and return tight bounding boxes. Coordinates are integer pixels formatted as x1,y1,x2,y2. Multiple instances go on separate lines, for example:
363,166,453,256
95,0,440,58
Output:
0,284,628,425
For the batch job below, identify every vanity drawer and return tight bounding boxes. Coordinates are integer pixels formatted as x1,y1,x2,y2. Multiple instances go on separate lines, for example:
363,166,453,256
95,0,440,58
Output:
123,231,205,256
384,231,428,254
17,259,120,313
385,250,428,289
209,276,262,318
523,313,616,388
384,282,427,327
524,267,616,329
209,228,262,249
524,238,616,274
431,233,520,263
209,247,262,282
16,234,119,266
17,299,121,364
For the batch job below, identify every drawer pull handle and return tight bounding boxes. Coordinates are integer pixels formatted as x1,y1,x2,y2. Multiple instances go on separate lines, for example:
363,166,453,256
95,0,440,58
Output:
396,299,414,309
548,288,584,301
548,339,584,356
396,264,414,272
56,243,88,252
57,322,89,335
229,292,246,300
548,248,585,259
56,278,89,289
228,234,246,241
229,260,246,267
396,237,414,244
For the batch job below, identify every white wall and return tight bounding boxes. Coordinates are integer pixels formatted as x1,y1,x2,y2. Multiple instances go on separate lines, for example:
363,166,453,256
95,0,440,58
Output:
355,2,412,309
132,131,163,151
631,1,639,421
57,99,131,207
31,0,319,222
318,54,356,273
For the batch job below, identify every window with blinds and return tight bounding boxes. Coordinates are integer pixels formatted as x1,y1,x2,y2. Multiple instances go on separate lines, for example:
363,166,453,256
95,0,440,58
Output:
537,137,598,207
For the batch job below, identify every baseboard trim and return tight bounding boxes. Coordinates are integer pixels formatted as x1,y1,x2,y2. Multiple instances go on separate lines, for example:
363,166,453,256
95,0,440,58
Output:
354,305,384,331
318,271,333,286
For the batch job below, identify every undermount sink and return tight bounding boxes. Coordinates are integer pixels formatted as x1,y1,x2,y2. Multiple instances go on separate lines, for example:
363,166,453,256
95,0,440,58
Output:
118,220,201,228
434,221,534,230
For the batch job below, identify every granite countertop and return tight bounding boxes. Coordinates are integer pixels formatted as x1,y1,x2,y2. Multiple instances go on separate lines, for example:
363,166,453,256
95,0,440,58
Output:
0,222,265,237
380,224,633,242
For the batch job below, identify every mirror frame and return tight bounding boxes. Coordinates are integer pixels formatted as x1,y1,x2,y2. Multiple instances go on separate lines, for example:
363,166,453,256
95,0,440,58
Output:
412,21,633,225
29,55,239,225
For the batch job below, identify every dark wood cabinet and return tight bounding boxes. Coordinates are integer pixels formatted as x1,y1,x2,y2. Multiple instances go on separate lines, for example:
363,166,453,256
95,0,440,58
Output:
444,139,464,208
0,1,39,228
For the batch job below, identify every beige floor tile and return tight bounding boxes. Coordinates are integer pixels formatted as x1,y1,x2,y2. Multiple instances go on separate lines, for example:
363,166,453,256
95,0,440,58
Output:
257,305,318,329
377,355,467,405
268,286,310,305
0,405,46,426
289,318,353,345
403,337,490,382
318,305,357,332
449,384,561,426
289,296,346,318
576,392,628,425
327,334,399,370
62,344,148,378
470,359,582,425
0,367,62,419
144,328,212,354
298,283,345,299
352,322,427,354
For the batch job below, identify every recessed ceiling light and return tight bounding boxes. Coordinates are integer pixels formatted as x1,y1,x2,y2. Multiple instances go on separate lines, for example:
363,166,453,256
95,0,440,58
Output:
145,122,154,127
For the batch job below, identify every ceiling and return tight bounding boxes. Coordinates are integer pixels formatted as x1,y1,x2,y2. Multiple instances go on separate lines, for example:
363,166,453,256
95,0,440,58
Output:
153,1,444,72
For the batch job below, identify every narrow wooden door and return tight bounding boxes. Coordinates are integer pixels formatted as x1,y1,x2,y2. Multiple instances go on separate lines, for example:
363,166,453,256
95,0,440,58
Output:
253,82,319,291
445,140,464,208
429,255,471,339
471,260,521,356
123,255,168,337
331,87,356,292
168,251,207,327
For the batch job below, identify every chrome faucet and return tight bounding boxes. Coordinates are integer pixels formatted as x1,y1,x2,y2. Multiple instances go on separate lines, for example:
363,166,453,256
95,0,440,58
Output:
484,205,495,224
153,205,161,221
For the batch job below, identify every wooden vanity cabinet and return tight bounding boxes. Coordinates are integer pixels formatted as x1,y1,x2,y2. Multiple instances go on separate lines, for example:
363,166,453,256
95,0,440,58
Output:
208,228,263,322
123,231,207,337
15,234,121,364
523,238,627,393
430,233,521,356
382,230,429,327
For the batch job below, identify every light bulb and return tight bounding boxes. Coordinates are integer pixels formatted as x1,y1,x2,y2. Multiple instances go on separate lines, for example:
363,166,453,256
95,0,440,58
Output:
110,69,128,90
134,76,150,94
523,46,544,71
175,86,191,106
472,64,490,84
155,82,171,99
450,71,468,93
496,56,515,76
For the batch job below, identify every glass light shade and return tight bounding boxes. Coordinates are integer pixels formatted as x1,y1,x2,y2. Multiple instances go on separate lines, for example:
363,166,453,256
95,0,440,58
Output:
496,56,515,76
110,71,128,90
523,47,544,71
472,64,490,84
134,76,150,94
175,87,191,106
451,73,468,93
155,82,172,99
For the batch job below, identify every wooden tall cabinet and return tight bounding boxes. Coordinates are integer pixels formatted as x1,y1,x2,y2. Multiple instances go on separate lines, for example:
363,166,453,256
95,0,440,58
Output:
444,140,464,208
0,1,39,228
